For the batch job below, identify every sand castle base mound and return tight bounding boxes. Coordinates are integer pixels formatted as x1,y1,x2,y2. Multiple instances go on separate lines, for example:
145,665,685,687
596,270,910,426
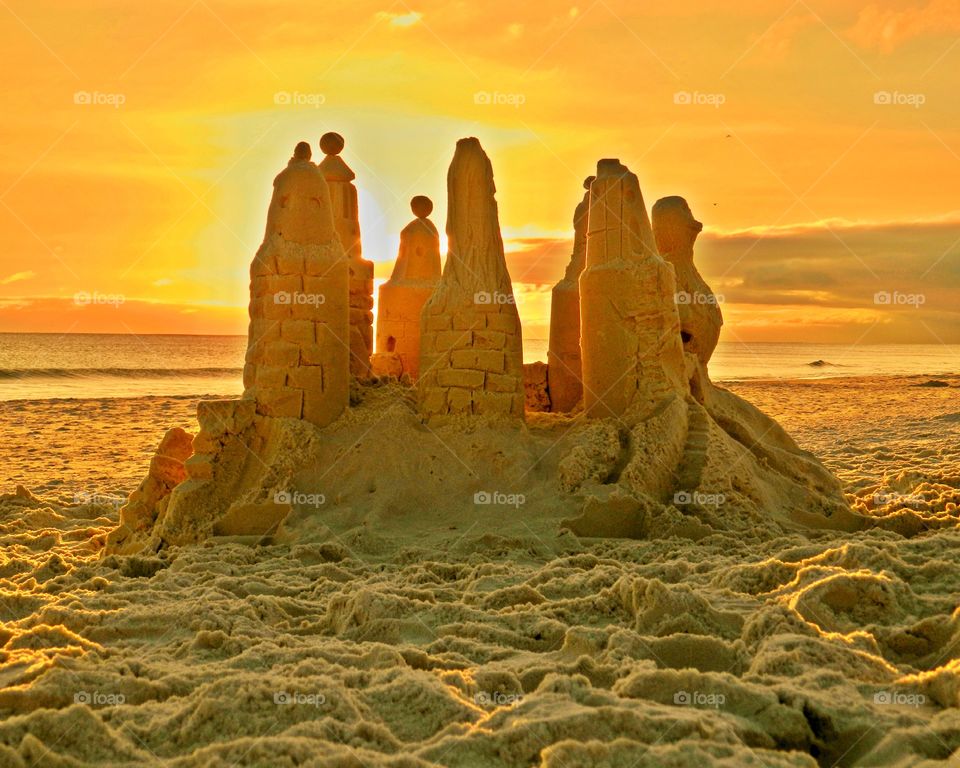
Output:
103,376,877,557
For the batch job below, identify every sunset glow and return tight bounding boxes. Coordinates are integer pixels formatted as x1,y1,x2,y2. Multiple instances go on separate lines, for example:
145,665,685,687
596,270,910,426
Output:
1,0,958,343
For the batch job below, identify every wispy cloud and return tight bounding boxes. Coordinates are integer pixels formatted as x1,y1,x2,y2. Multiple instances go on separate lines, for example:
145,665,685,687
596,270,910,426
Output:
376,10,423,28
847,0,960,52
504,216,960,343
758,11,818,61
0,271,36,285
699,216,960,342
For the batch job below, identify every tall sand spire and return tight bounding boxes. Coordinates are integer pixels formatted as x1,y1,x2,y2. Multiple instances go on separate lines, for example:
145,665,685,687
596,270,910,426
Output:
579,159,687,419
418,137,524,419
318,132,374,380
244,143,350,426
547,175,594,413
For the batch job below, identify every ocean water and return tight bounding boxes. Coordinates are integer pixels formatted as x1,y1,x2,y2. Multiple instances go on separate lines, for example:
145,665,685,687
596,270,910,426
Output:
0,333,958,401
0,334,246,402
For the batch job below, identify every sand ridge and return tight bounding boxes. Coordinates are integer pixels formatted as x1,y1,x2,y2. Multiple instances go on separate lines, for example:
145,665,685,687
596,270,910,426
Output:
1,376,959,766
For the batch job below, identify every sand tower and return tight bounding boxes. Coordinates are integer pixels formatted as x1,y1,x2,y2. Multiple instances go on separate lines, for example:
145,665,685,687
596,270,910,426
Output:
374,195,441,379
243,141,350,426
547,175,594,413
418,138,524,419
579,160,687,420
653,196,723,393
318,132,374,380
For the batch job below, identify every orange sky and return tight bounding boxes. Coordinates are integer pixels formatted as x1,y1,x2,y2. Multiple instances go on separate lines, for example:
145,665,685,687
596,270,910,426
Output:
1,0,959,344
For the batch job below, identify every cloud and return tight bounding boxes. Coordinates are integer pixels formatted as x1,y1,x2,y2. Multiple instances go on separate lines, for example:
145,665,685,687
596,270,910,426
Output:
847,0,960,52
0,296,246,335
0,271,35,285
5,215,959,344
376,11,423,28
495,217,960,343
700,217,959,299
505,237,573,286
697,216,960,342
757,12,818,60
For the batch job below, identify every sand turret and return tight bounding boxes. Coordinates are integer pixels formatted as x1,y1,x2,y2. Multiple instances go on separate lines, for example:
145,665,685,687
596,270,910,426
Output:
418,138,524,419
244,143,350,426
579,160,687,419
547,175,594,413
653,196,723,396
105,143,350,553
373,196,441,379
318,132,374,380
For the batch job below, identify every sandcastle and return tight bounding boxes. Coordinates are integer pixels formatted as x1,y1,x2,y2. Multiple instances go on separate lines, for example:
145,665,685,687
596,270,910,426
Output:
318,132,374,380
653,195,723,401
244,141,349,425
547,175,592,413
579,160,688,420
372,195,441,379
418,138,525,420
104,135,866,555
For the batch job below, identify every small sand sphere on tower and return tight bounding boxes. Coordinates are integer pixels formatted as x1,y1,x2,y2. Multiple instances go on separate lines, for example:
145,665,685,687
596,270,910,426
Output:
411,195,433,219
319,132,345,157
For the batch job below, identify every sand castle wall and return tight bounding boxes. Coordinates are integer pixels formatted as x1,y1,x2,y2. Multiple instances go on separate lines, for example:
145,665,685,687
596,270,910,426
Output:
318,133,374,380
579,160,687,419
418,138,524,419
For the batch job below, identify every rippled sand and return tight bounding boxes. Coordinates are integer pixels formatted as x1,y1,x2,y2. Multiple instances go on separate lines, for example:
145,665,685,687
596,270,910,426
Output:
1,376,958,766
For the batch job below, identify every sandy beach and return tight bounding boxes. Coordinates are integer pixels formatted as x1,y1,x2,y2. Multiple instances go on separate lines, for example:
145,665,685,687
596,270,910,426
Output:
1,374,958,767
3,0,960,763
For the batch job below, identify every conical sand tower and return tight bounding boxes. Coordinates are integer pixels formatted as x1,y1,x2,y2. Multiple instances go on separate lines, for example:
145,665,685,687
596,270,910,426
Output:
418,138,524,420
374,195,441,379
244,141,349,425
579,159,687,420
